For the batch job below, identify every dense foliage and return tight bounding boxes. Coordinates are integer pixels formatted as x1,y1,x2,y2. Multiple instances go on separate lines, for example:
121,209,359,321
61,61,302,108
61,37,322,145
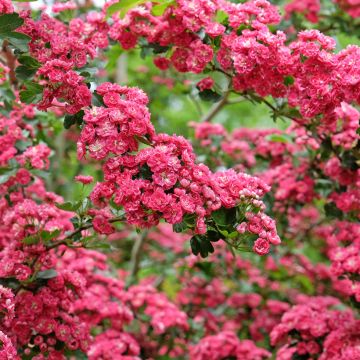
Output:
0,0,359,359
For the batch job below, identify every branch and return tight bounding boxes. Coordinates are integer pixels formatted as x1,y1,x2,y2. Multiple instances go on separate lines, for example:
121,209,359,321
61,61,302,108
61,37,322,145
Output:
129,229,148,281
46,214,126,250
1,40,17,87
200,90,231,122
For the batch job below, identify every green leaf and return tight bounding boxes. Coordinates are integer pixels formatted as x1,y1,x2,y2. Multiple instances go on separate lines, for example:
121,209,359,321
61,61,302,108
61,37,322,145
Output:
198,89,222,102
190,236,200,256
324,202,343,219
284,75,295,86
215,10,228,23
0,168,17,184
211,207,236,227
3,32,31,52
173,221,187,233
0,14,24,34
265,133,293,143
106,0,147,18
190,235,214,258
63,110,84,129
55,201,81,212
22,235,39,245
36,269,58,280
19,81,43,104
151,0,174,16
41,229,61,242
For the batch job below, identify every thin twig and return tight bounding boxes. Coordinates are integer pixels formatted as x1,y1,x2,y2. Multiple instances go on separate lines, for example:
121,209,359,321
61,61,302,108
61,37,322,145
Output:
189,92,203,116
129,229,149,281
46,214,126,250
200,90,231,122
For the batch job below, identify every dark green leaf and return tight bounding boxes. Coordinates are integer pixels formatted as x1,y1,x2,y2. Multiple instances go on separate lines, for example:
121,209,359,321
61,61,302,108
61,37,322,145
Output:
0,14,24,34
190,236,200,256
324,202,343,219
198,89,222,102
284,75,295,86
63,110,84,129
19,82,43,104
173,221,187,233
211,207,236,227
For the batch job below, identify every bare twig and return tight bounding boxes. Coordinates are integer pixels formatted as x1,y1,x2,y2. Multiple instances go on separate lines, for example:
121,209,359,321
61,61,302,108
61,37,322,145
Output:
46,214,126,250
200,90,231,122
129,229,149,281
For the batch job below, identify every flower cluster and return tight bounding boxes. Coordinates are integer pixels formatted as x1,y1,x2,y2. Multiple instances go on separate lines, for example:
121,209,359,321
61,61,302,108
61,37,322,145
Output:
190,331,270,360
271,297,360,360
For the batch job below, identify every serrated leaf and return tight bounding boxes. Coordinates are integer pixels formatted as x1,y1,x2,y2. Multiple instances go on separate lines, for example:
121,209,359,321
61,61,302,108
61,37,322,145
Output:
19,82,43,104
0,14,24,34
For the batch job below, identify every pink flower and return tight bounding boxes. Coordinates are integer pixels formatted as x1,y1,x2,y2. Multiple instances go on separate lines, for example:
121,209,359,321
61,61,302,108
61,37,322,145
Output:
75,175,94,185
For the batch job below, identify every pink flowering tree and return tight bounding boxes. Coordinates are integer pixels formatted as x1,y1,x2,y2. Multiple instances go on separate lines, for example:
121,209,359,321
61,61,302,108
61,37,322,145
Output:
0,0,359,359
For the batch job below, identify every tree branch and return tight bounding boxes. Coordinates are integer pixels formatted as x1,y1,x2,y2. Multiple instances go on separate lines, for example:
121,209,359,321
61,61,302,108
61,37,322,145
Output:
129,229,148,281
200,90,231,122
46,214,126,250
1,40,17,87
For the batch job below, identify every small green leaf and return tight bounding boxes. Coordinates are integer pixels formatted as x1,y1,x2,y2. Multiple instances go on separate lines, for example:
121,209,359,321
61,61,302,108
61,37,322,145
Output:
284,75,295,86
55,201,81,212
190,236,200,256
63,110,84,129
22,235,39,245
41,229,61,242
215,10,228,23
151,0,174,16
173,221,187,233
19,82,43,104
106,0,147,18
36,269,58,280
265,133,293,143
